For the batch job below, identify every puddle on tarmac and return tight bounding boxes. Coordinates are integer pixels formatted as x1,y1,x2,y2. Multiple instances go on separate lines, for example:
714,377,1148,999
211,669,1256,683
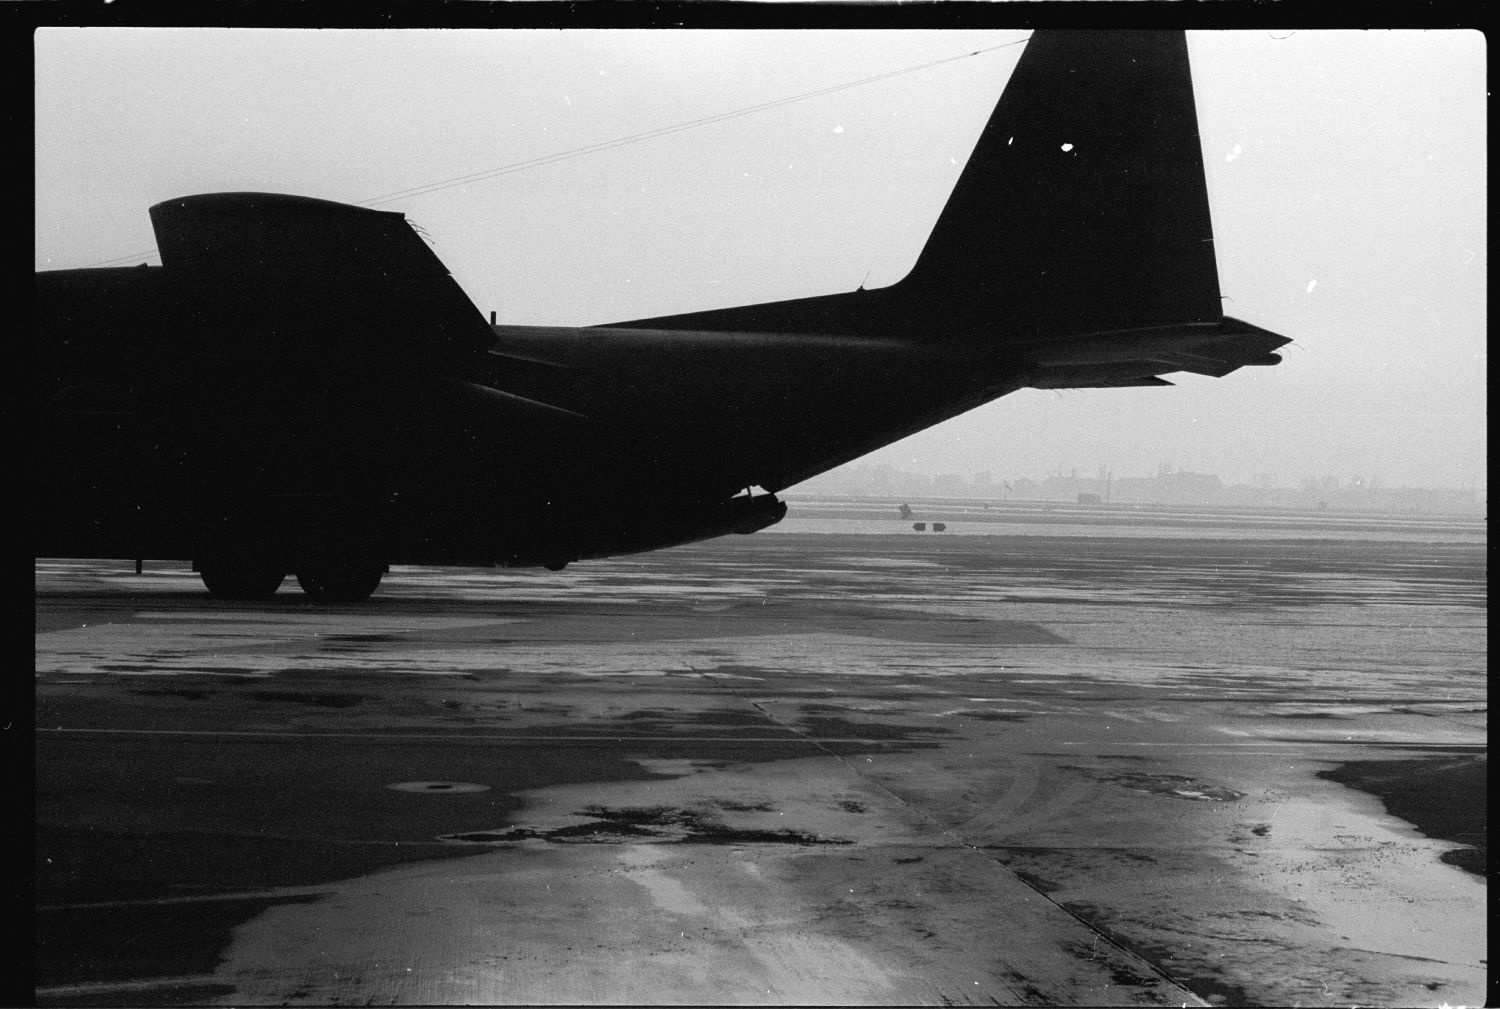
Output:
438,804,851,846
387,781,492,794
1067,767,1245,802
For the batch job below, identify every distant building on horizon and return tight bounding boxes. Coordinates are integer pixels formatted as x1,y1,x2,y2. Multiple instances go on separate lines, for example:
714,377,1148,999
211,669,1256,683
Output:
792,463,1483,515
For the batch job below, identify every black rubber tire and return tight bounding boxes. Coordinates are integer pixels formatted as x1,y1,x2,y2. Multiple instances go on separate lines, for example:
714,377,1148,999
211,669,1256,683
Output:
296,558,386,603
198,558,286,600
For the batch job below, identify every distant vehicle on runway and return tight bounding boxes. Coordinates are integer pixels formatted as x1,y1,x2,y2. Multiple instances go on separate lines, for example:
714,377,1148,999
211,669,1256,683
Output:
36,31,1290,602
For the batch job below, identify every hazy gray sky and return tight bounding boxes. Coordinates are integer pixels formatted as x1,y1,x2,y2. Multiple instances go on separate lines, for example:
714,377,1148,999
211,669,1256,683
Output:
35,29,1486,488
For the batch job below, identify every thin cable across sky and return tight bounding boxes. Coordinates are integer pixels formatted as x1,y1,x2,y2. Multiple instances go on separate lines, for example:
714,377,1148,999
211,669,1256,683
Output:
78,39,1027,269
358,39,1026,207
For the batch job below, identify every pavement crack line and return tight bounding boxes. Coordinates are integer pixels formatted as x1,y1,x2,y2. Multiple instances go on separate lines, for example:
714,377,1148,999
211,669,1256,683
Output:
744,697,1209,1004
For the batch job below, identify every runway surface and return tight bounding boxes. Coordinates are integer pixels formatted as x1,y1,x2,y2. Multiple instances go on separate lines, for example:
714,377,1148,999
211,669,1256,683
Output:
34,507,1487,1005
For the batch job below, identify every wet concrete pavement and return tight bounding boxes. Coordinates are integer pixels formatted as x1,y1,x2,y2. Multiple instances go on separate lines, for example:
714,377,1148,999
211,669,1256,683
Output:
34,510,1488,1005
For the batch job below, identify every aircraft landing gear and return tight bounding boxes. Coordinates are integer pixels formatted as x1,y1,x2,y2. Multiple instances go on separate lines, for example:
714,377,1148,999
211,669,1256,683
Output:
197,554,287,600
197,507,386,602
295,555,387,603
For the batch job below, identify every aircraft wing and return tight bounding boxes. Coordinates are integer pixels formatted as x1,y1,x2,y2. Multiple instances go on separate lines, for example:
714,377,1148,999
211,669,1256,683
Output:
149,192,496,359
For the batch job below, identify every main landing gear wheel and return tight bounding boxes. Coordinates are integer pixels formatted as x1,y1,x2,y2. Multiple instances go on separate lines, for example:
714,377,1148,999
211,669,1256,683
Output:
198,557,286,600
296,557,387,603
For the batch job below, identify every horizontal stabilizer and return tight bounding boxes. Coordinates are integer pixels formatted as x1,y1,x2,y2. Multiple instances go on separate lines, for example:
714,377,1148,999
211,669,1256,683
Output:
1023,316,1291,388
1030,370,1175,389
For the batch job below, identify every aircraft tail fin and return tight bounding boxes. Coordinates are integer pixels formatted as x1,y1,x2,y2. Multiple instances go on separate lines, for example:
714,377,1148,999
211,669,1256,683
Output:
612,31,1241,348
897,29,1221,340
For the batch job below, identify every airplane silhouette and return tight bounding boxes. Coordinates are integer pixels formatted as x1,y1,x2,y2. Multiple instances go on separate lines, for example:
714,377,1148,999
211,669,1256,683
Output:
36,31,1290,602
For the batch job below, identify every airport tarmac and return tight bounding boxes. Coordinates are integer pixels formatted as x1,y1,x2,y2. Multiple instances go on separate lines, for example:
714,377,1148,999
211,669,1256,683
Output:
34,508,1487,1006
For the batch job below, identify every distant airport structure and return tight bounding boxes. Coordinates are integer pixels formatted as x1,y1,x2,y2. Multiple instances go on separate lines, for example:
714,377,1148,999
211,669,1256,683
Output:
795,463,1484,515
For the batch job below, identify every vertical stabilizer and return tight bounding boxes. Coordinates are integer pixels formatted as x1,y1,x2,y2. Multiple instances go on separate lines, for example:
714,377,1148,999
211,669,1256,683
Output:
899,30,1221,340
614,30,1224,344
